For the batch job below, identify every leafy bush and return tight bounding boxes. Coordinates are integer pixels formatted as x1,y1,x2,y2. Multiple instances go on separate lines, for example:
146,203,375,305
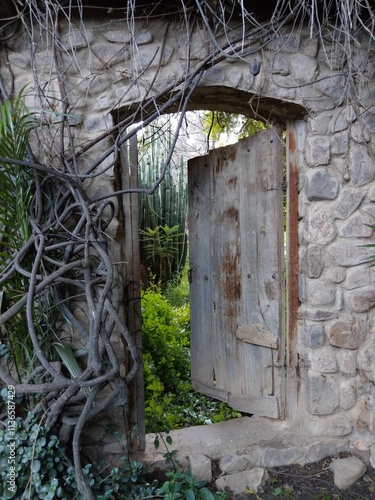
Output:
142,285,242,433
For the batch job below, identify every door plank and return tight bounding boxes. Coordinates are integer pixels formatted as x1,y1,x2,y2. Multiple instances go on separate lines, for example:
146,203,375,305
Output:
237,324,279,349
229,394,280,418
188,154,215,391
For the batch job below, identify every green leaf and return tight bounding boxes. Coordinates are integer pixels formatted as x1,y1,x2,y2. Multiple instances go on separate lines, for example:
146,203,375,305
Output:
32,459,41,473
166,435,173,445
198,488,215,500
155,405,164,417
272,486,283,496
185,489,196,500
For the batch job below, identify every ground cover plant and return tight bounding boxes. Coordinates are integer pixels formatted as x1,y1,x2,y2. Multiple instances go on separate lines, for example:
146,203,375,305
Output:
0,393,228,500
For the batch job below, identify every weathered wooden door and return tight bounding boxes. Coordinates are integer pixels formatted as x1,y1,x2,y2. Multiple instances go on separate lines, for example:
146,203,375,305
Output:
188,126,285,418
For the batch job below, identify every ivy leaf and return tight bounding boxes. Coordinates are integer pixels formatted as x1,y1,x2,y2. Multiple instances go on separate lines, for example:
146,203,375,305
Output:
31,459,41,473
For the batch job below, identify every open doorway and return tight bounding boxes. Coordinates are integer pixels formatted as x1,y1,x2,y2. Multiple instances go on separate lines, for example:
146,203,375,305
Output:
128,109,290,438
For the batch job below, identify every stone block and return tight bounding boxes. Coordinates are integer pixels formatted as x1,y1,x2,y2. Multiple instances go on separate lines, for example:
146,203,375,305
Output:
334,189,365,220
352,439,371,451
307,371,339,415
363,110,375,133
336,349,357,376
61,29,93,50
331,132,349,155
96,94,113,111
330,457,367,490
303,37,319,58
189,454,212,483
315,74,348,106
351,121,370,143
272,54,289,75
138,43,174,68
203,67,226,82
83,114,113,133
303,308,337,321
216,468,268,495
357,339,375,383
135,30,154,45
346,287,375,312
324,267,346,283
306,136,330,166
307,347,337,373
302,245,324,278
289,53,318,84
362,202,375,218
340,380,357,410
338,212,373,238
345,266,374,290
303,207,336,245
329,241,374,267
262,447,305,467
328,320,363,349
306,439,348,463
271,33,300,52
219,454,248,474
304,323,325,348
307,280,336,306
310,413,352,437
329,105,357,133
349,145,375,186
309,112,333,135
305,169,339,201
8,52,30,69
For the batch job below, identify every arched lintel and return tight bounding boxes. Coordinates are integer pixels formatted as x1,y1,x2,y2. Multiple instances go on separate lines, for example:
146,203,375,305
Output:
112,86,307,125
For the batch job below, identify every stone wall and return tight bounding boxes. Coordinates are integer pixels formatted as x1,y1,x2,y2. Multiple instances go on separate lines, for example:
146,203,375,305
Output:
2,12,375,453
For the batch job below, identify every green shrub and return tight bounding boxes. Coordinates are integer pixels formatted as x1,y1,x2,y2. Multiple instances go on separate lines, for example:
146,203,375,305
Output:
142,285,242,433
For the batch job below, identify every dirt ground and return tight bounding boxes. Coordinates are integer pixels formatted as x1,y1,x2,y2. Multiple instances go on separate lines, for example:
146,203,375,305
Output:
217,453,375,500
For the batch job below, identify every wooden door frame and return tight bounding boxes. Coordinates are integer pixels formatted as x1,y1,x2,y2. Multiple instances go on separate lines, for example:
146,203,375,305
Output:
285,120,303,423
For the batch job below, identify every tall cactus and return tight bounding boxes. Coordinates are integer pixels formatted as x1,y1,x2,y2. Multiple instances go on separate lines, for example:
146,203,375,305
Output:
138,122,188,286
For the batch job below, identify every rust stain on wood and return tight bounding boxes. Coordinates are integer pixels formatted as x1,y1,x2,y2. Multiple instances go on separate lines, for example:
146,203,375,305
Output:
224,206,239,221
288,129,299,370
288,128,297,154
221,242,241,321
215,145,237,173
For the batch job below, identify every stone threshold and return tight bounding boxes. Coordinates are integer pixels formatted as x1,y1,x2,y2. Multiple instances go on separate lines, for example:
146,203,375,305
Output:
135,416,352,471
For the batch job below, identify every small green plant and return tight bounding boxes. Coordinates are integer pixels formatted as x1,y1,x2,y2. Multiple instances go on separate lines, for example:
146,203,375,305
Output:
138,118,188,286
140,224,186,286
158,468,222,500
267,477,293,498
